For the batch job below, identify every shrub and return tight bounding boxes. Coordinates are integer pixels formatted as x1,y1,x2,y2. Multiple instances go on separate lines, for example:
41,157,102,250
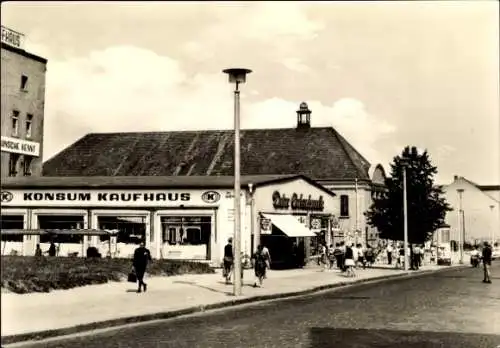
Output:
1,256,214,294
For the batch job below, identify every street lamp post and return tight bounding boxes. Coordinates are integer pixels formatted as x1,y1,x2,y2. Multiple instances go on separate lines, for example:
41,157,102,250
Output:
490,204,495,246
401,159,409,271
223,68,252,297
457,188,465,264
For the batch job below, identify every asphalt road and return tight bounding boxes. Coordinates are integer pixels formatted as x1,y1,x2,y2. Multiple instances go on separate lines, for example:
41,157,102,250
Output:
12,263,500,348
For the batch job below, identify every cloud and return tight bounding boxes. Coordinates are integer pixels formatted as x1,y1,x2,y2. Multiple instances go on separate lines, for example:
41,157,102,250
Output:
43,46,395,167
282,57,311,73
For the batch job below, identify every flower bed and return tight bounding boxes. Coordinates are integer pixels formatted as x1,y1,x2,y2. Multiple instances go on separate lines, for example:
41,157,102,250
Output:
1,256,214,294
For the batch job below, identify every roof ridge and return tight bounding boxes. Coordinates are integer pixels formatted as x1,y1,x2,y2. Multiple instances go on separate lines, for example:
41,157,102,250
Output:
329,128,370,179
79,126,333,136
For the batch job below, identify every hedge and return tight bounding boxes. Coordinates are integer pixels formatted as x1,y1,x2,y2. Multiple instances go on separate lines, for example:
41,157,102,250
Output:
1,256,214,294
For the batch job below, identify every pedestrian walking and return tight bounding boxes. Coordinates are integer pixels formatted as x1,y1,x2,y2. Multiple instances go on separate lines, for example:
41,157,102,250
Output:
356,244,366,269
132,241,152,293
339,241,347,271
482,242,492,284
386,243,393,265
47,241,57,257
35,244,42,257
344,243,356,277
223,238,233,284
327,244,336,269
364,245,375,267
411,244,421,270
252,245,268,287
320,243,328,271
333,243,343,270
262,245,271,276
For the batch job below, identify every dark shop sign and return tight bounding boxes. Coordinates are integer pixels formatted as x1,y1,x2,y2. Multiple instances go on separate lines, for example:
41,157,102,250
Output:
272,191,324,211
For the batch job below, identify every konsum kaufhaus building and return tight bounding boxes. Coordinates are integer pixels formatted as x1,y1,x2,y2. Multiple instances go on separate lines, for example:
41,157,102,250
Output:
41,102,388,248
1,175,337,267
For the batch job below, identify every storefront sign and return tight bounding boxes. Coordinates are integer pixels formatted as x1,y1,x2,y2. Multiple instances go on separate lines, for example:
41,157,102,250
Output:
201,191,220,203
1,136,40,157
260,218,272,235
1,190,223,207
272,191,324,211
1,26,25,49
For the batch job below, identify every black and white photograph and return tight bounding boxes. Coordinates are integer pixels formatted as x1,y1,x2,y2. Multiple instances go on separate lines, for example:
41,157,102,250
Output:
1,1,499,347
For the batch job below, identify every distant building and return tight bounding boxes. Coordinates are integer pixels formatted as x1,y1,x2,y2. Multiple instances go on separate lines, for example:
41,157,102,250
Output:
1,26,47,178
42,102,387,247
443,176,500,245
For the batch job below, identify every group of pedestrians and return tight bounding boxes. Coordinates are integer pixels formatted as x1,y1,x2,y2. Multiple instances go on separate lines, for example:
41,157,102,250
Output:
223,238,271,288
385,243,424,270
319,242,376,277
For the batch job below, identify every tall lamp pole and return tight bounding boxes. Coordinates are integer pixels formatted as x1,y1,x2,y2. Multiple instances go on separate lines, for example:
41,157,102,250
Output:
401,159,409,271
223,68,252,297
490,204,495,246
457,188,464,264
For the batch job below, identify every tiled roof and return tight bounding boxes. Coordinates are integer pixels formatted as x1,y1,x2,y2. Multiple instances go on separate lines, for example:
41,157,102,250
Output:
42,127,371,181
1,175,294,189
1,174,337,197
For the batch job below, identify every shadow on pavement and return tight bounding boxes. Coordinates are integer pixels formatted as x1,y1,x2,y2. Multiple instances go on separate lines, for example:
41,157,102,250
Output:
173,280,233,296
309,327,500,348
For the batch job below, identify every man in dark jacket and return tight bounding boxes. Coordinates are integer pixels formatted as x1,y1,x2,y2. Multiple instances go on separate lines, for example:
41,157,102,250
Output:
223,238,233,284
482,242,492,284
133,242,152,293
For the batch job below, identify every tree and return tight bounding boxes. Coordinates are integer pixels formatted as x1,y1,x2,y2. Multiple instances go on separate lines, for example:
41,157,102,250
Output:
365,146,452,244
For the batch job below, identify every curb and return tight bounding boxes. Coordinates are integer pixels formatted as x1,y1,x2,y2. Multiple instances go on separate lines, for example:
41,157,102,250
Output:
1,265,466,345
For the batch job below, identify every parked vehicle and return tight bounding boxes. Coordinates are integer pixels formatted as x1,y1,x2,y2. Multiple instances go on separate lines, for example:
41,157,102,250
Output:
470,254,480,267
492,247,500,260
437,244,452,266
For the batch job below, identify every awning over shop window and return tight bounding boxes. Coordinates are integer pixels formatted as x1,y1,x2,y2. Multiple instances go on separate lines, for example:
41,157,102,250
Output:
262,214,316,237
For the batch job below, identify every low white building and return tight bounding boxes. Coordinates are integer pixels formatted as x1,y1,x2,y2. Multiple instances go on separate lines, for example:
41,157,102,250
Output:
442,176,499,245
1,174,338,266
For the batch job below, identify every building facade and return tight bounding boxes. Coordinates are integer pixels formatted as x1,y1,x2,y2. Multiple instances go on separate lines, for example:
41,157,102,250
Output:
443,176,500,245
1,175,338,266
1,26,47,178
42,102,387,247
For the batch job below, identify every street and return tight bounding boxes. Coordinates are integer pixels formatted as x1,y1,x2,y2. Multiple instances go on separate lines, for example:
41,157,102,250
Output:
11,263,500,348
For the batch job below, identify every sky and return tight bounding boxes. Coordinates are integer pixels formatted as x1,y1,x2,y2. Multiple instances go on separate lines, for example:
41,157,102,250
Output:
2,1,499,185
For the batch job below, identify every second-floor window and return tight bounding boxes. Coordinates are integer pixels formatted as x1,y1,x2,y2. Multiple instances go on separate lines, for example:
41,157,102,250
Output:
12,110,20,136
22,156,33,176
26,114,33,138
340,195,349,217
9,154,20,177
20,75,28,91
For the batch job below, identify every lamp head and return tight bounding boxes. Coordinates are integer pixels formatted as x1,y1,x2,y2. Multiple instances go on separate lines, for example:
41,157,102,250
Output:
223,68,252,84
457,188,465,193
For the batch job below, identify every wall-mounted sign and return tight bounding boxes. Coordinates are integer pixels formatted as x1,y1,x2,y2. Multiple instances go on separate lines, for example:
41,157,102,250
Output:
1,136,40,157
201,191,220,203
1,190,219,208
272,191,324,211
260,218,272,235
1,26,25,49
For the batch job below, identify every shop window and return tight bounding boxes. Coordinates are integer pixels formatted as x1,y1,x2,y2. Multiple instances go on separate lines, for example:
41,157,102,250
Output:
9,154,20,177
38,215,84,243
98,216,146,244
20,75,28,91
22,155,33,176
340,195,349,217
26,114,33,138
160,216,211,245
12,110,20,136
0,215,24,242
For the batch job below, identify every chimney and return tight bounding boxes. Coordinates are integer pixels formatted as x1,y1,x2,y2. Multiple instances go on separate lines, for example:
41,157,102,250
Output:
454,175,458,181
296,102,311,130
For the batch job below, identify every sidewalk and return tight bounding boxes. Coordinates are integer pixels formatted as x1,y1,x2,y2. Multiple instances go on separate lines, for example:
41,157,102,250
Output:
1,263,461,342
